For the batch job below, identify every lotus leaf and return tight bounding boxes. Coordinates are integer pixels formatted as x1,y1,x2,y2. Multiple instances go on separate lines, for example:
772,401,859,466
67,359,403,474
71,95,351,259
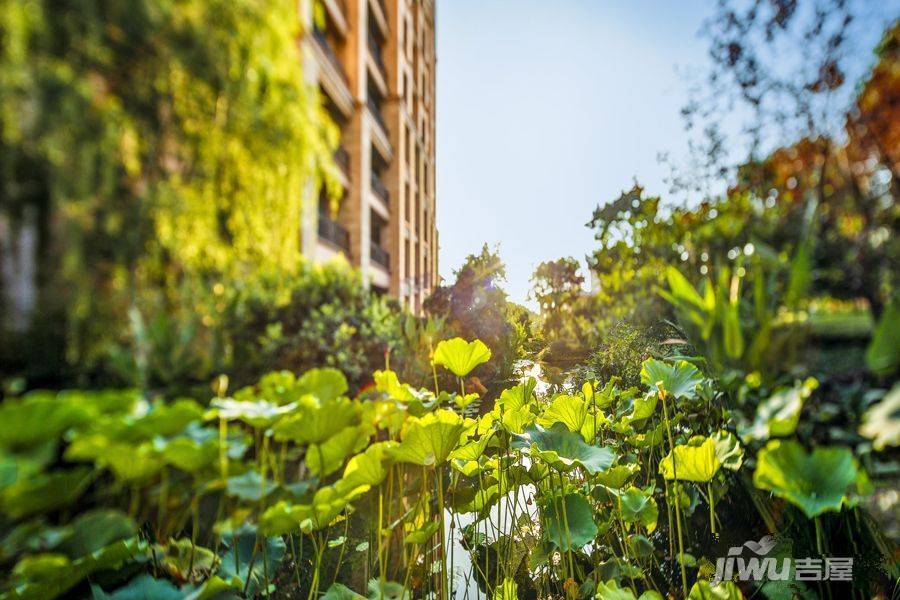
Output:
386,409,466,467
55,510,136,559
225,470,273,502
341,441,397,489
640,358,703,400
660,437,722,482
512,423,617,475
542,493,597,551
307,425,371,477
260,484,367,535
154,538,218,582
866,296,900,375
273,397,360,445
432,338,492,377
217,525,285,596
297,367,349,402
596,580,662,600
688,580,743,599
10,537,149,599
860,383,900,450
593,464,640,489
753,439,860,518
537,394,587,432
210,398,295,429
403,521,439,544
449,432,494,462
66,435,162,482
92,574,183,599
618,486,658,532
372,368,418,400
710,430,743,471
454,392,480,410
0,393,89,450
158,437,217,473
366,579,410,600
741,378,817,441
494,578,519,600
1,467,93,519
322,583,366,600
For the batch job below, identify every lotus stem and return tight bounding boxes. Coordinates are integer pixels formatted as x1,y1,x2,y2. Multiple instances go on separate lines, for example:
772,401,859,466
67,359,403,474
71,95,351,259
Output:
660,386,689,598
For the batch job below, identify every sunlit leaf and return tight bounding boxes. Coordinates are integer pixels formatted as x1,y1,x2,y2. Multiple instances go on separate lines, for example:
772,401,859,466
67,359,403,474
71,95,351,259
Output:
432,338,491,377
512,423,617,475
659,437,722,482
753,439,860,518
640,358,703,400
273,397,359,445
537,394,587,432
618,486,658,533
386,410,466,467
688,580,743,599
297,367,348,403
740,378,817,441
859,383,900,450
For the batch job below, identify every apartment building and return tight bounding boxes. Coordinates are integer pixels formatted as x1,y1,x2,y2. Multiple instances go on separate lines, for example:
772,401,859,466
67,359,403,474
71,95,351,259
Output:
300,0,439,313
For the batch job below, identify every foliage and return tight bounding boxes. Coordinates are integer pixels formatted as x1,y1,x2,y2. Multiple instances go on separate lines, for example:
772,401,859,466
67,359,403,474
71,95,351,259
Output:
0,0,339,387
423,245,531,396
1,332,894,598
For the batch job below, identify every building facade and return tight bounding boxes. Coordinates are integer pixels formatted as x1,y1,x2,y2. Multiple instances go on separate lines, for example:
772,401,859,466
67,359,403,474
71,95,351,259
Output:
300,0,439,313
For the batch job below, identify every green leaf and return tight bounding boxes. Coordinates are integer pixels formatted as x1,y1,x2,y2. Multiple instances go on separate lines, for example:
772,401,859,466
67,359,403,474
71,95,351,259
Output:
432,338,491,377
210,398,295,429
366,579,410,600
158,437,217,473
512,424,617,475
493,578,518,600
537,394,587,432
618,486,658,533
596,579,663,600
340,441,397,490
297,367,348,403
386,410,466,467
322,583,366,600
659,437,722,482
640,358,703,400
542,493,597,551
753,439,860,518
1,467,93,519
217,525,285,595
307,426,369,477
741,378,817,441
860,383,900,451
373,370,417,403
866,296,899,375
92,574,183,600
710,430,744,471
688,580,743,599
273,397,360,445
56,510,137,559
403,521,439,545
226,470,274,503
593,463,640,489
0,392,90,451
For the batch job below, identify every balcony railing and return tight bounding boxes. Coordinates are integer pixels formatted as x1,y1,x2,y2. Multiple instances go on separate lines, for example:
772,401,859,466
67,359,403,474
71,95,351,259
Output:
370,243,390,270
367,97,388,133
313,27,349,86
368,32,387,79
318,212,350,253
371,173,390,204
334,146,350,175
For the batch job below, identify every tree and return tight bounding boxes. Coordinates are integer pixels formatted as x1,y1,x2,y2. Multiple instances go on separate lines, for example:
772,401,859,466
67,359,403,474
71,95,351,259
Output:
530,257,585,340
0,0,339,385
424,245,530,394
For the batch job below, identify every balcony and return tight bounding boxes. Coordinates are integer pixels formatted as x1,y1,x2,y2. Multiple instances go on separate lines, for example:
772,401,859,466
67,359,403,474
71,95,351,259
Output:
370,243,390,270
367,97,388,134
313,28,349,87
318,212,350,253
368,32,387,80
334,146,350,176
371,173,390,204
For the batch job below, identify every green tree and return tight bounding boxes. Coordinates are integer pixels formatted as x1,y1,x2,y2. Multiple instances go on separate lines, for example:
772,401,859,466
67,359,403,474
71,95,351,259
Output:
0,0,339,385
530,257,585,341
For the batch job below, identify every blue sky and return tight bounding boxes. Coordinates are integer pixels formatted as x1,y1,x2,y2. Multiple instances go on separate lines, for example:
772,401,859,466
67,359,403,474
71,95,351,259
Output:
435,0,898,309
435,0,719,306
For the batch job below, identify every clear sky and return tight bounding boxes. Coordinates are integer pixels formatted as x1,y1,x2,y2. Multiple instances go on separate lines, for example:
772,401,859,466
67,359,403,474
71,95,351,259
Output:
435,0,720,307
